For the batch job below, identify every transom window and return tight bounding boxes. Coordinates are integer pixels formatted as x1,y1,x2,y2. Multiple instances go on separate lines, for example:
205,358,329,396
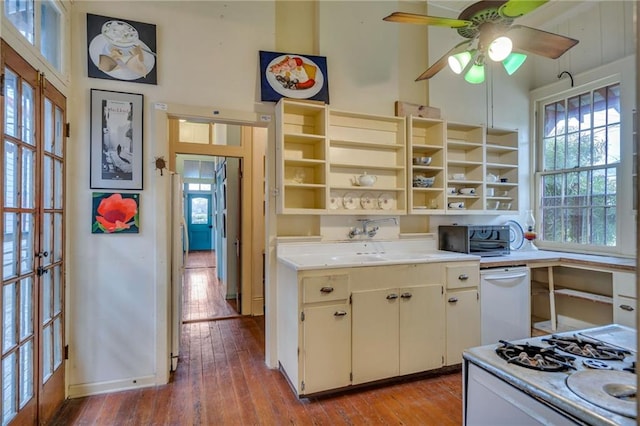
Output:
4,0,63,72
537,82,620,248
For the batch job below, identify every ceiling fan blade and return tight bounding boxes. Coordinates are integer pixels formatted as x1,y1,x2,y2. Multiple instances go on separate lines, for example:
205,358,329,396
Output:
508,25,579,59
499,0,549,18
383,12,471,28
416,41,471,81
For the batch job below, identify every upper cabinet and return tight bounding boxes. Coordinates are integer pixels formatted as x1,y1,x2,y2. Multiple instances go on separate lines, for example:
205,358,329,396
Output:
276,99,406,215
407,117,446,213
275,100,328,214
485,128,519,213
276,99,519,216
328,110,406,215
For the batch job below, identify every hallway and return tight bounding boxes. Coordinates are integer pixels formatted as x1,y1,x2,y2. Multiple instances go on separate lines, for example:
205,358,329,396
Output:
183,250,239,322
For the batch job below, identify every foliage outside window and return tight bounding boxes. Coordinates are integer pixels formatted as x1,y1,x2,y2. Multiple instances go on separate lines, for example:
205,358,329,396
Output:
538,83,620,248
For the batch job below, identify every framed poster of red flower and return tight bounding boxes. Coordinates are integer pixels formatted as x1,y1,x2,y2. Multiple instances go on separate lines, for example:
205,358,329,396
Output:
90,89,143,189
92,192,139,234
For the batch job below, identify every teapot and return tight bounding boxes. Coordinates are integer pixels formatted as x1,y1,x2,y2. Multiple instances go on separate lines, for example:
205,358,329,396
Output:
353,172,377,187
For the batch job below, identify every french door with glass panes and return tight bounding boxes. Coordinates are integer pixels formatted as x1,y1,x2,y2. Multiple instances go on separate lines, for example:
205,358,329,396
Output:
1,41,66,425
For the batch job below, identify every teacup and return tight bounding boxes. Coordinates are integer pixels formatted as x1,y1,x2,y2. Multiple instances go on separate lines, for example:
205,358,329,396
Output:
448,202,465,209
458,188,476,195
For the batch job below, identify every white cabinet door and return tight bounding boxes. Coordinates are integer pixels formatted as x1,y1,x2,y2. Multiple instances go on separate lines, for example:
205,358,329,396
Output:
613,272,636,328
352,288,400,384
446,288,480,365
399,284,445,375
302,304,351,394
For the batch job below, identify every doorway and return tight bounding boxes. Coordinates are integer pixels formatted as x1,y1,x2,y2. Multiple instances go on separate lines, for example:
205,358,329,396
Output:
178,155,242,322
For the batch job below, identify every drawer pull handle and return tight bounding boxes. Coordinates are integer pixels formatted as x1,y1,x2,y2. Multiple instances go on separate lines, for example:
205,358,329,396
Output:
386,293,399,300
334,311,348,317
320,286,334,293
400,292,412,299
458,274,469,281
620,304,635,312
448,297,458,303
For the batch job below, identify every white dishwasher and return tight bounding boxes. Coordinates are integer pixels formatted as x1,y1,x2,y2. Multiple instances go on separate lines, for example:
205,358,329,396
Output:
480,266,530,345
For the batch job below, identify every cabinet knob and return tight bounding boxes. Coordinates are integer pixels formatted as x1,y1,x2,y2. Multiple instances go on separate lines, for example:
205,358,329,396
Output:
620,304,635,312
320,286,334,293
386,293,399,300
458,274,469,281
400,292,412,299
334,311,347,317
448,297,458,303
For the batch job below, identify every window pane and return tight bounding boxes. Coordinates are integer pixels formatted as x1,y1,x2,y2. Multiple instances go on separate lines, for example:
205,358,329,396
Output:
179,121,210,144
20,213,34,274
43,156,53,209
21,147,35,209
53,318,62,370
3,68,18,138
3,282,17,351
4,141,19,208
191,198,208,224
19,339,33,407
606,123,620,164
3,213,18,279
54,213,62,263
53,266,61,315
21,82,34,145
42,325,52,382
201,161,215,179
42,272,52,323
42,213,52,267
44,99,53,153
200,183,211,191
54,159,63,209
40,0,62,71
19,278,33,340
5,0,34,43
2,352,17,424
187,183,199,191
183,160,199,179
54,105,64,157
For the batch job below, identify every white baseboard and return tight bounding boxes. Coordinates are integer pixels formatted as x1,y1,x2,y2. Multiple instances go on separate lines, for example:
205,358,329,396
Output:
68,374,157,398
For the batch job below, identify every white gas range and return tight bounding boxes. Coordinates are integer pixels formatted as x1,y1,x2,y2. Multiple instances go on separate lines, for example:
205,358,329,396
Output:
463,324,637,425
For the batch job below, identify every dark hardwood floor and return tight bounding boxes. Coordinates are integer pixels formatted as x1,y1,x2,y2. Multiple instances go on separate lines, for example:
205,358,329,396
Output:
49,250,463,425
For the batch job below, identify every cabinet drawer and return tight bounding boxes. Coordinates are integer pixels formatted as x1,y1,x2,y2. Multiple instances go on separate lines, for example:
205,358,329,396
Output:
303,274,349,303
445,263,479,289
614,273,636,298
613,295,637,328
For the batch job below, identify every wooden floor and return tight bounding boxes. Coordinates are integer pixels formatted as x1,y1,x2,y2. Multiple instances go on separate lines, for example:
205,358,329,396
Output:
48,250,463,425
183,250,238,321
49,316,463,425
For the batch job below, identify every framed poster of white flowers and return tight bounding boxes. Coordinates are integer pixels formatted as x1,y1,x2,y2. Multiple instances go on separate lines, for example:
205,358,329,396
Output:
90,89,143,189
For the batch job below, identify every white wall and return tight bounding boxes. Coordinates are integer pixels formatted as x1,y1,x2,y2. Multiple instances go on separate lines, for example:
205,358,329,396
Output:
55,0,635,396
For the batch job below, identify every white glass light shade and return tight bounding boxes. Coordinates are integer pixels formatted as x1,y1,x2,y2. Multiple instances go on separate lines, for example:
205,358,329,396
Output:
448,51,472,74
502,52,527,75
488,36,513,62
464,64,485,84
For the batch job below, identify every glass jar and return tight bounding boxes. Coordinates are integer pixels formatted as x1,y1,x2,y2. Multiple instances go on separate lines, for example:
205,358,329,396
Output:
522,209,538,251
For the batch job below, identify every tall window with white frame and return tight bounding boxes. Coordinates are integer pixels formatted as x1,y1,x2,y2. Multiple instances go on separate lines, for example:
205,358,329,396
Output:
537,83,620,248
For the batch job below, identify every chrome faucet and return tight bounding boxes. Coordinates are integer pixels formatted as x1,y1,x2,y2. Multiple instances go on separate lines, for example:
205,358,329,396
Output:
348,217,398,239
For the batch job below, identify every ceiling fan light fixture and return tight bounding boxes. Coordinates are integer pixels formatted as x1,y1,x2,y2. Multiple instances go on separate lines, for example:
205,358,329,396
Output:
448,50,472,74
502,52,527,75
488,36,513,62
464,63,485,84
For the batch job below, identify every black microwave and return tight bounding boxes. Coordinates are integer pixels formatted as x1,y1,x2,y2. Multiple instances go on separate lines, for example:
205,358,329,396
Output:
438,225,510,257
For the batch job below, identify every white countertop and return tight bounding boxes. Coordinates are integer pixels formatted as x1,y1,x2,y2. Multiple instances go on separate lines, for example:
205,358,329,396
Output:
277,239,479,270
479,249,635,272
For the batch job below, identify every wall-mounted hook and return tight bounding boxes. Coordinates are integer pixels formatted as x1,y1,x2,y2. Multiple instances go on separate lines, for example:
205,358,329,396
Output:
557,71,574,87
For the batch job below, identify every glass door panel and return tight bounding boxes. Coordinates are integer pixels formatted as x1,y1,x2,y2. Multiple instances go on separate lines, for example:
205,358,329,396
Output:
2,40,65,425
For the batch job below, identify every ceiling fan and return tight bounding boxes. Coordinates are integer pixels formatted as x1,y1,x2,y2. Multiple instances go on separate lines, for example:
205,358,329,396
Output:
383,0,579,83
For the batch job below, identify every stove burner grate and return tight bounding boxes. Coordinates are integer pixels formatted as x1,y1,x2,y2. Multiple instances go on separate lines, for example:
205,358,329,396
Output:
543,334,630,361
496,340,576,372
